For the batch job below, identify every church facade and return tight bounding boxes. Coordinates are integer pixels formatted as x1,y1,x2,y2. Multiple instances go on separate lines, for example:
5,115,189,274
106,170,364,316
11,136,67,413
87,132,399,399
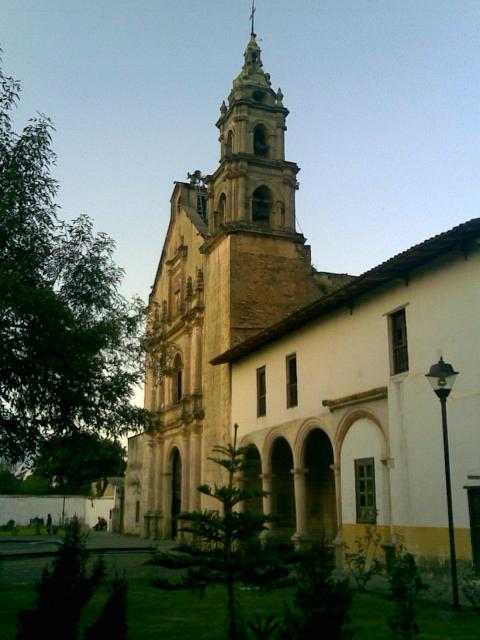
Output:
124,35,480,570
124,35,329,538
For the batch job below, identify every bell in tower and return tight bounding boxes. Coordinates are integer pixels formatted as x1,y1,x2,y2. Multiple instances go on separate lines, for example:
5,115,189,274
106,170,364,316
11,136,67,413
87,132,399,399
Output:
207,33,300,236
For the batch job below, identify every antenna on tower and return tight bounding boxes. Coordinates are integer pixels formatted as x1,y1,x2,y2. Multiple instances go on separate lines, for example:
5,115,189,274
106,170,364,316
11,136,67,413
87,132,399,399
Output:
249,0,256,37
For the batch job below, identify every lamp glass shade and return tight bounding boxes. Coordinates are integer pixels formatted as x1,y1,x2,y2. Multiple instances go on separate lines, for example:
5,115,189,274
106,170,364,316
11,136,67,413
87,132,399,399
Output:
425,358,459,392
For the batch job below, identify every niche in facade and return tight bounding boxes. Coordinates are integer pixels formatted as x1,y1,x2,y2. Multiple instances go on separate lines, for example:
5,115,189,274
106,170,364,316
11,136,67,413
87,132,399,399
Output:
253,125,268,158
172,353,183,404
225,130,234,155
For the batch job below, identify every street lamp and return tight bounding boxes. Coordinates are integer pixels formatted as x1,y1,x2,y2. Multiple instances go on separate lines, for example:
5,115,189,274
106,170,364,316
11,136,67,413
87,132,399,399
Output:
425,357,460,610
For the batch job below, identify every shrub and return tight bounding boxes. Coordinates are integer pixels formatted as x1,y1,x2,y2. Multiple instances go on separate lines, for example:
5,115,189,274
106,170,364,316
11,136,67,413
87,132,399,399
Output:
84,574,128,640
388,544,427,639
461,566,480,611
278,546,354,640
344,526,384,591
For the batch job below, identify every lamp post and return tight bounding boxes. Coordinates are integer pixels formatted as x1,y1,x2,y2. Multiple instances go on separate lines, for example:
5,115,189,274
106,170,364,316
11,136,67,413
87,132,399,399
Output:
425,357,460,610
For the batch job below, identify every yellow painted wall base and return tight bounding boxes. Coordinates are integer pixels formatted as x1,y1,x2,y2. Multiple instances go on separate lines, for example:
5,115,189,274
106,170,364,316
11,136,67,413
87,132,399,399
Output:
341,523,473,564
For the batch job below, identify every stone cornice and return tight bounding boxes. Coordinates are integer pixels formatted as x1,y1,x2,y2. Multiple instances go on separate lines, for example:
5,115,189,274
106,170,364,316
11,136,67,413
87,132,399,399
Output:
322,386,388,412
201,224,306,255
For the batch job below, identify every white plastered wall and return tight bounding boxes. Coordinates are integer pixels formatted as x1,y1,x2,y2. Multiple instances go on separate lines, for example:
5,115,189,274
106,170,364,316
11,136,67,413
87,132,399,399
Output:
231,248,480,536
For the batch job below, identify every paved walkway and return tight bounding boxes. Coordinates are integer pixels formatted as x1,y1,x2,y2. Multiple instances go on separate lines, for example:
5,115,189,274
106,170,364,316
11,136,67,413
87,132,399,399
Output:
0,531,174,558
0,532,177,586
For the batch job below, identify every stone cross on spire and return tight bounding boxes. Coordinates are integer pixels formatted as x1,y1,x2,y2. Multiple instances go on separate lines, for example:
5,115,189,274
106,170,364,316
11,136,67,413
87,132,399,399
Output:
250,0,256,37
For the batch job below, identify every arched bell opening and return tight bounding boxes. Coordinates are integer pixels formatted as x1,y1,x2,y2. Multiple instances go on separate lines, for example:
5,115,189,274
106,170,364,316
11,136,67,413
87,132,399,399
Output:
270,437,295,541
253,124,269,158
304,429,337,542
252,186,272,227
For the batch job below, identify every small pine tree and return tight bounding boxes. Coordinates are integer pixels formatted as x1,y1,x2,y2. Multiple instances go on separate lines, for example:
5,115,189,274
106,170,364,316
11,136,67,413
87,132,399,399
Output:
84,574,128,640
278,546,354,640
16,517,105,640
151,424,290,640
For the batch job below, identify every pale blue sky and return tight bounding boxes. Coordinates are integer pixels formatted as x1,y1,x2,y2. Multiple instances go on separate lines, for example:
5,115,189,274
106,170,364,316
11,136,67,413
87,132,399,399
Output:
1,1,479,302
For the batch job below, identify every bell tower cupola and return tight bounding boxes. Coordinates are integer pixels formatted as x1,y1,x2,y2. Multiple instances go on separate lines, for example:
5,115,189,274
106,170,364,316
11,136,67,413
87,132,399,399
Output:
207,32,300,235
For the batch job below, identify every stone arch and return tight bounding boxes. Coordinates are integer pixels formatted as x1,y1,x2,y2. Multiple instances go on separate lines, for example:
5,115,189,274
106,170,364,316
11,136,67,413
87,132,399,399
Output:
292,420,338,542
252,185,273,226
269,436,295,541
294,418,334,467
262,427,291,474
334,408,388,463
337,409,390,530
303,429,337,542
243,444,263,517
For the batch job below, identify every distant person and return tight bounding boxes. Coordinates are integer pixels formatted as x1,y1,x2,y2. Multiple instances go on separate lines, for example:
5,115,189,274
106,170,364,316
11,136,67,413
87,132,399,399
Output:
93,516,107,531
46,513,52,535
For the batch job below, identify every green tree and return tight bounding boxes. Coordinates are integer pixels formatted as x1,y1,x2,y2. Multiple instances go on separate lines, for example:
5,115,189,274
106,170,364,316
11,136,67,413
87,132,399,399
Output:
0,469,21,494
19,473,51,495
29,432,126,495
151,424,288,640
0,52,148,463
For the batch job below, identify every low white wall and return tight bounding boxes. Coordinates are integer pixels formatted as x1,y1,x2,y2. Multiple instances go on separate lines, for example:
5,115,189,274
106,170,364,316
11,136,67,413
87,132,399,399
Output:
0,495,115,531
83,496,115,529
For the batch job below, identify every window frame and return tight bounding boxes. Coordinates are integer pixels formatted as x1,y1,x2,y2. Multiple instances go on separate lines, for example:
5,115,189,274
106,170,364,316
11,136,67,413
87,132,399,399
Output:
286,353,298,408
389,307,409,375
256,366,266,417
354,457,377,524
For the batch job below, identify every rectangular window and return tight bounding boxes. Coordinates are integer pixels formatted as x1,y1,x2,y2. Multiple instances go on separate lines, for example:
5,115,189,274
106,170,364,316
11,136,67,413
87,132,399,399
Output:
355,458,377,524
286,354,298,408
135,500,140,524
390,308,409,374
257,366,266,417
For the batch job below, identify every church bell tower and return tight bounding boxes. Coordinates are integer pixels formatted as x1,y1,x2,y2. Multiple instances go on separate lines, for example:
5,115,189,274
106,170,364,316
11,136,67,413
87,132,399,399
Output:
208,34,298,234
200,30,319,483
203,33,318,353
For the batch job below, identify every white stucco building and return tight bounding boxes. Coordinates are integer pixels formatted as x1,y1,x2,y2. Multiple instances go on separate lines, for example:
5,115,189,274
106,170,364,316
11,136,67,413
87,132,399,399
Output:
213,219,480,569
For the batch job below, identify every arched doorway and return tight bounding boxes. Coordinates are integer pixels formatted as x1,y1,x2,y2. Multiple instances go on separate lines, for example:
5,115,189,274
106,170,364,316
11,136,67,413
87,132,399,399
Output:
243,445,263,516
271,438,295,540
304,429,337,542
170,448,182,539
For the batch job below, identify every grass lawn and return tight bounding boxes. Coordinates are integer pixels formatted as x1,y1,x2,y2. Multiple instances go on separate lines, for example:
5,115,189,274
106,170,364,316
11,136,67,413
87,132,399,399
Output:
1,579,479,639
